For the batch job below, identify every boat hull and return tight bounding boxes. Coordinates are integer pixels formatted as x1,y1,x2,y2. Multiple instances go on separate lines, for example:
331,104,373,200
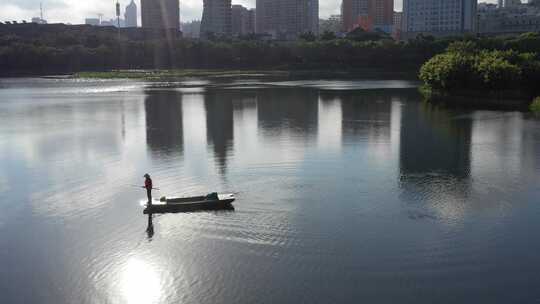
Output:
143,193,235,214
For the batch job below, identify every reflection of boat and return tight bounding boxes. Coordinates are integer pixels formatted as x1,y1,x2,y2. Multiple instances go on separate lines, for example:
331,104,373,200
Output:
143,193,235,214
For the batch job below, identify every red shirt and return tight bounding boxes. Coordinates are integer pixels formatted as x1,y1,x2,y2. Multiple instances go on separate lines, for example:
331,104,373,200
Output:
145,178,152,190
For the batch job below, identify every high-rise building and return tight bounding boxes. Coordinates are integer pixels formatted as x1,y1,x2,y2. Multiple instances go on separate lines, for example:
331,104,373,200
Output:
369,0,394,32
125,0,138,27
342,0,368,32
141,0,180,30
200,0,232,38
232,5,246,36
393,11,402,31
255,0,279,35
402,0,478,37
342,0,393,33
247,9,256,34
232,5,254,36
256,0,318,40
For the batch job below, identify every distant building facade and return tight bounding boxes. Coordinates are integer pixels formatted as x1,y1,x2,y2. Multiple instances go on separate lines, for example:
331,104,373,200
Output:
320,14,342,34
231,5,255,36
393,11,402,31
255,0,278,35
181,20,201,38
392,11,403,38
85,18,101,26
256,0,318,40
100,18,126,27
479,1,540,35
342,0,393,33
402,0,478,38
247,9,256,35
504,0,523,8
370,0,394,33
125,0,138,27
141,0,180,30
201,0,232,38
31,17,47,24
86,17,126,28
478,2,498,12
342,0,368,32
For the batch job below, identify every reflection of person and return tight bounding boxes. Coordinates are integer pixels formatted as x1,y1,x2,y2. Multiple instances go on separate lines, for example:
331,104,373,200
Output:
144,174,153,205
146,214,154,239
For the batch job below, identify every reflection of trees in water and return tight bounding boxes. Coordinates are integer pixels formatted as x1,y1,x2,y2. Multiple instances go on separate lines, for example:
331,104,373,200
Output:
256,89,319,139
204,91,235,175
144,91,184,158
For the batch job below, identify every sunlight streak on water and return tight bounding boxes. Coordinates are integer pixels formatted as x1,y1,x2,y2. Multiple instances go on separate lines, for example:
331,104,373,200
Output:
118,258,163,304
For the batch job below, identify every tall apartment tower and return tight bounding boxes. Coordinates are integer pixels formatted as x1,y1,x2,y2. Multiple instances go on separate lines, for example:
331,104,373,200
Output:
247,9,256,34
256,0,279,34
342,0,393,33
342,0,368,32
201,0,232,38
231,5,255,36
125,0,138,28
393,11,403,31
369,0,394,33
141,0,180,30
402,0,477,36
256,0,318,40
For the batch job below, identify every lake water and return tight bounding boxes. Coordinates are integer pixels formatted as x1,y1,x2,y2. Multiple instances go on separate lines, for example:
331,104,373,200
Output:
1,77,540,304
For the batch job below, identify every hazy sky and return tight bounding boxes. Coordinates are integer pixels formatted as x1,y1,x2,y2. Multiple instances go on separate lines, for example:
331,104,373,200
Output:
1,0,499,24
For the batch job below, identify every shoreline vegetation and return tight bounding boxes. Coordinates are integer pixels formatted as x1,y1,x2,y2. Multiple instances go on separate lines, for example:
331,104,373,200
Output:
2,23,540,110
419,37,540,111
0,25,434,76
0,24,482,77
73,68,419,80
531,97,540,113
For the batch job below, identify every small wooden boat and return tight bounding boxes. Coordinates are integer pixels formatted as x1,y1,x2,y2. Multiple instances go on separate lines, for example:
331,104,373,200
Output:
143,193,235,214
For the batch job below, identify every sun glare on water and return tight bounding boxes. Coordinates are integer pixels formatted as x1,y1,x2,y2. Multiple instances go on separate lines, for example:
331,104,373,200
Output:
119,258,162,304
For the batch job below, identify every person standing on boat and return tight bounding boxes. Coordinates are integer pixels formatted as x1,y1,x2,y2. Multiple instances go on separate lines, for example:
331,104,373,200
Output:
144,174,153,205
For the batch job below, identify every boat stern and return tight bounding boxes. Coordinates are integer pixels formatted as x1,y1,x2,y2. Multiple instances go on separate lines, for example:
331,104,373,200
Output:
218,193,235,202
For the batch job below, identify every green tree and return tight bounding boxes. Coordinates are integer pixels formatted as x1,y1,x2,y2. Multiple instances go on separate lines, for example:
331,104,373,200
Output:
473,51,522,90
419,52,475,90
299,32,317,42
320,31,337,41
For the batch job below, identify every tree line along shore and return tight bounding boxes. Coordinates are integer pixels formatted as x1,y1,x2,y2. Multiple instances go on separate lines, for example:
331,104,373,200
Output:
1,24,540,111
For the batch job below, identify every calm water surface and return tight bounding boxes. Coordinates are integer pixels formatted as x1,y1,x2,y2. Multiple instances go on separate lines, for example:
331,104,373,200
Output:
0,78,539,304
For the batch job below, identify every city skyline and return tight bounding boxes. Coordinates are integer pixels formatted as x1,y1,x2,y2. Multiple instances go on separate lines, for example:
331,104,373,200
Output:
1,0,502,24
